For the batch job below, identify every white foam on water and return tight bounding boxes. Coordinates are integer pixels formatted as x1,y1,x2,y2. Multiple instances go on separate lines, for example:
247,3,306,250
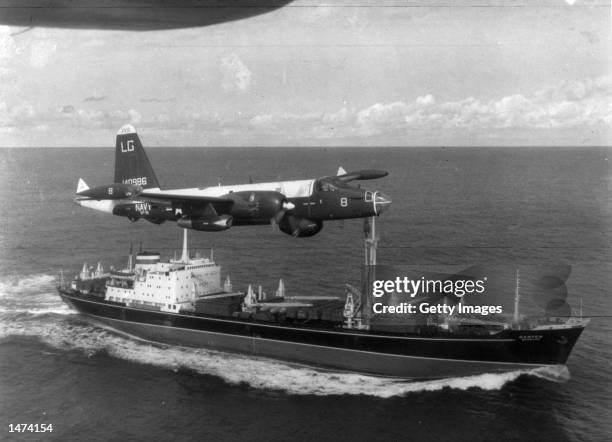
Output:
0,274,56,297
0,273,74,316
528,364,570,383
0,306,75,315
0,308,570,396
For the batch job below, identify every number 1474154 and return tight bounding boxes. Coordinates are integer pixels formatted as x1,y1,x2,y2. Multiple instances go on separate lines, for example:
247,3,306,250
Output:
8,424,53,433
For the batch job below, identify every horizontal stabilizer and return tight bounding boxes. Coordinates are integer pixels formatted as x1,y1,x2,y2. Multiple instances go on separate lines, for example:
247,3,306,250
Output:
76,178,89,194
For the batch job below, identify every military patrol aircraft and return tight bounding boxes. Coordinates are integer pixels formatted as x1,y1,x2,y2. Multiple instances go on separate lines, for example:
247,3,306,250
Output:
75,125,391,237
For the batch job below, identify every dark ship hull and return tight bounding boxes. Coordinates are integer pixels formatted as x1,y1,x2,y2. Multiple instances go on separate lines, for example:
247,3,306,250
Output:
59,289,586,379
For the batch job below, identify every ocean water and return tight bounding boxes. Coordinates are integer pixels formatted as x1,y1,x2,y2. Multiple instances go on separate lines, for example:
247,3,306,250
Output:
0,147,611,441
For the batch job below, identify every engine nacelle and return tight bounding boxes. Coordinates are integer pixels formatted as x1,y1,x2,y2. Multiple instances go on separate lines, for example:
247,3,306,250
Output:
78,183,143,200
278,216,323,237
177,215,233,232
228,191,286,221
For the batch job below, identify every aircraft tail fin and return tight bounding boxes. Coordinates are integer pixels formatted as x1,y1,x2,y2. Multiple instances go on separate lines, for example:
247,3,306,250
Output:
114,125,160,189
76,178,89,193
337,166,347,176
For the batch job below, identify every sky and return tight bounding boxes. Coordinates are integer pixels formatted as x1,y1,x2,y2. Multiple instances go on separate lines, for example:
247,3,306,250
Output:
0,0,610,147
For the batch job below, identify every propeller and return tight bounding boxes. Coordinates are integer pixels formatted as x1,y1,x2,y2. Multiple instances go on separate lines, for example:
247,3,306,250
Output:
287,216,310,237
273,214,322,237
271,200,295,231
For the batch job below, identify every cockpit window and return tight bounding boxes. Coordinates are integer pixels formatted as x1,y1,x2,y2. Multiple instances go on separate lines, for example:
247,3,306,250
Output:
365,191,373,202
317,180,338,192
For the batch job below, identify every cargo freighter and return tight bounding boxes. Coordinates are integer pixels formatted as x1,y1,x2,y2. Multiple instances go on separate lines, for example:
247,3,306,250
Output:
58,223,588,379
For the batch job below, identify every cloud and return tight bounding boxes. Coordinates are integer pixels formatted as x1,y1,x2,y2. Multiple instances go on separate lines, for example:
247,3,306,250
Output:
0,102,35,126
58,107,141,128
416,95,435,105
221,54,252,93
127,109,142,125
355,80,611,136
2,75,609,147
356,102,412,133
0,102,143,131
245,75,611,143
84,95,106,102
140,97,176,103
249,108,354,141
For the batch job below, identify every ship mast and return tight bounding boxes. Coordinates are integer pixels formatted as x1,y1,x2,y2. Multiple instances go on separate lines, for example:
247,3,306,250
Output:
364,216,378,266
180,228,190,263
361,216,378,328
513,269,520,325
127,241,133,271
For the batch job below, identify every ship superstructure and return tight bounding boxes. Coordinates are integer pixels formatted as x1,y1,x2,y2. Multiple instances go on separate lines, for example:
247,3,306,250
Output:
104,232,231,313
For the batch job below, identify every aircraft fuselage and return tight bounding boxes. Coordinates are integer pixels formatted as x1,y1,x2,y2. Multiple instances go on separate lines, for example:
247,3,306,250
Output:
79,178,389,226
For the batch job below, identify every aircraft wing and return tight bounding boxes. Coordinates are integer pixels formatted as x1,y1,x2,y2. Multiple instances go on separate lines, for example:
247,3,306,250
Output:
139,191,235,214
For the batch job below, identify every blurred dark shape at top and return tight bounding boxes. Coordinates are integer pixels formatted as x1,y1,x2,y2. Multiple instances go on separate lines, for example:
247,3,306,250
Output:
0,0,294,31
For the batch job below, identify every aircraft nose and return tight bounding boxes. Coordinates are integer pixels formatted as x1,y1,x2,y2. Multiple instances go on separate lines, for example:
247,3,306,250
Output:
373,191,392,215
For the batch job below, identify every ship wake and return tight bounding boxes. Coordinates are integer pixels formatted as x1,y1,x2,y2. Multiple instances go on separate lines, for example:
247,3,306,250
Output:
0,273,75,316
0,275,570,397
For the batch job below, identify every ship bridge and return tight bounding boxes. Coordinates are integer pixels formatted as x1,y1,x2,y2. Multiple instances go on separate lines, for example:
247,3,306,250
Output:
105,230,224,313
